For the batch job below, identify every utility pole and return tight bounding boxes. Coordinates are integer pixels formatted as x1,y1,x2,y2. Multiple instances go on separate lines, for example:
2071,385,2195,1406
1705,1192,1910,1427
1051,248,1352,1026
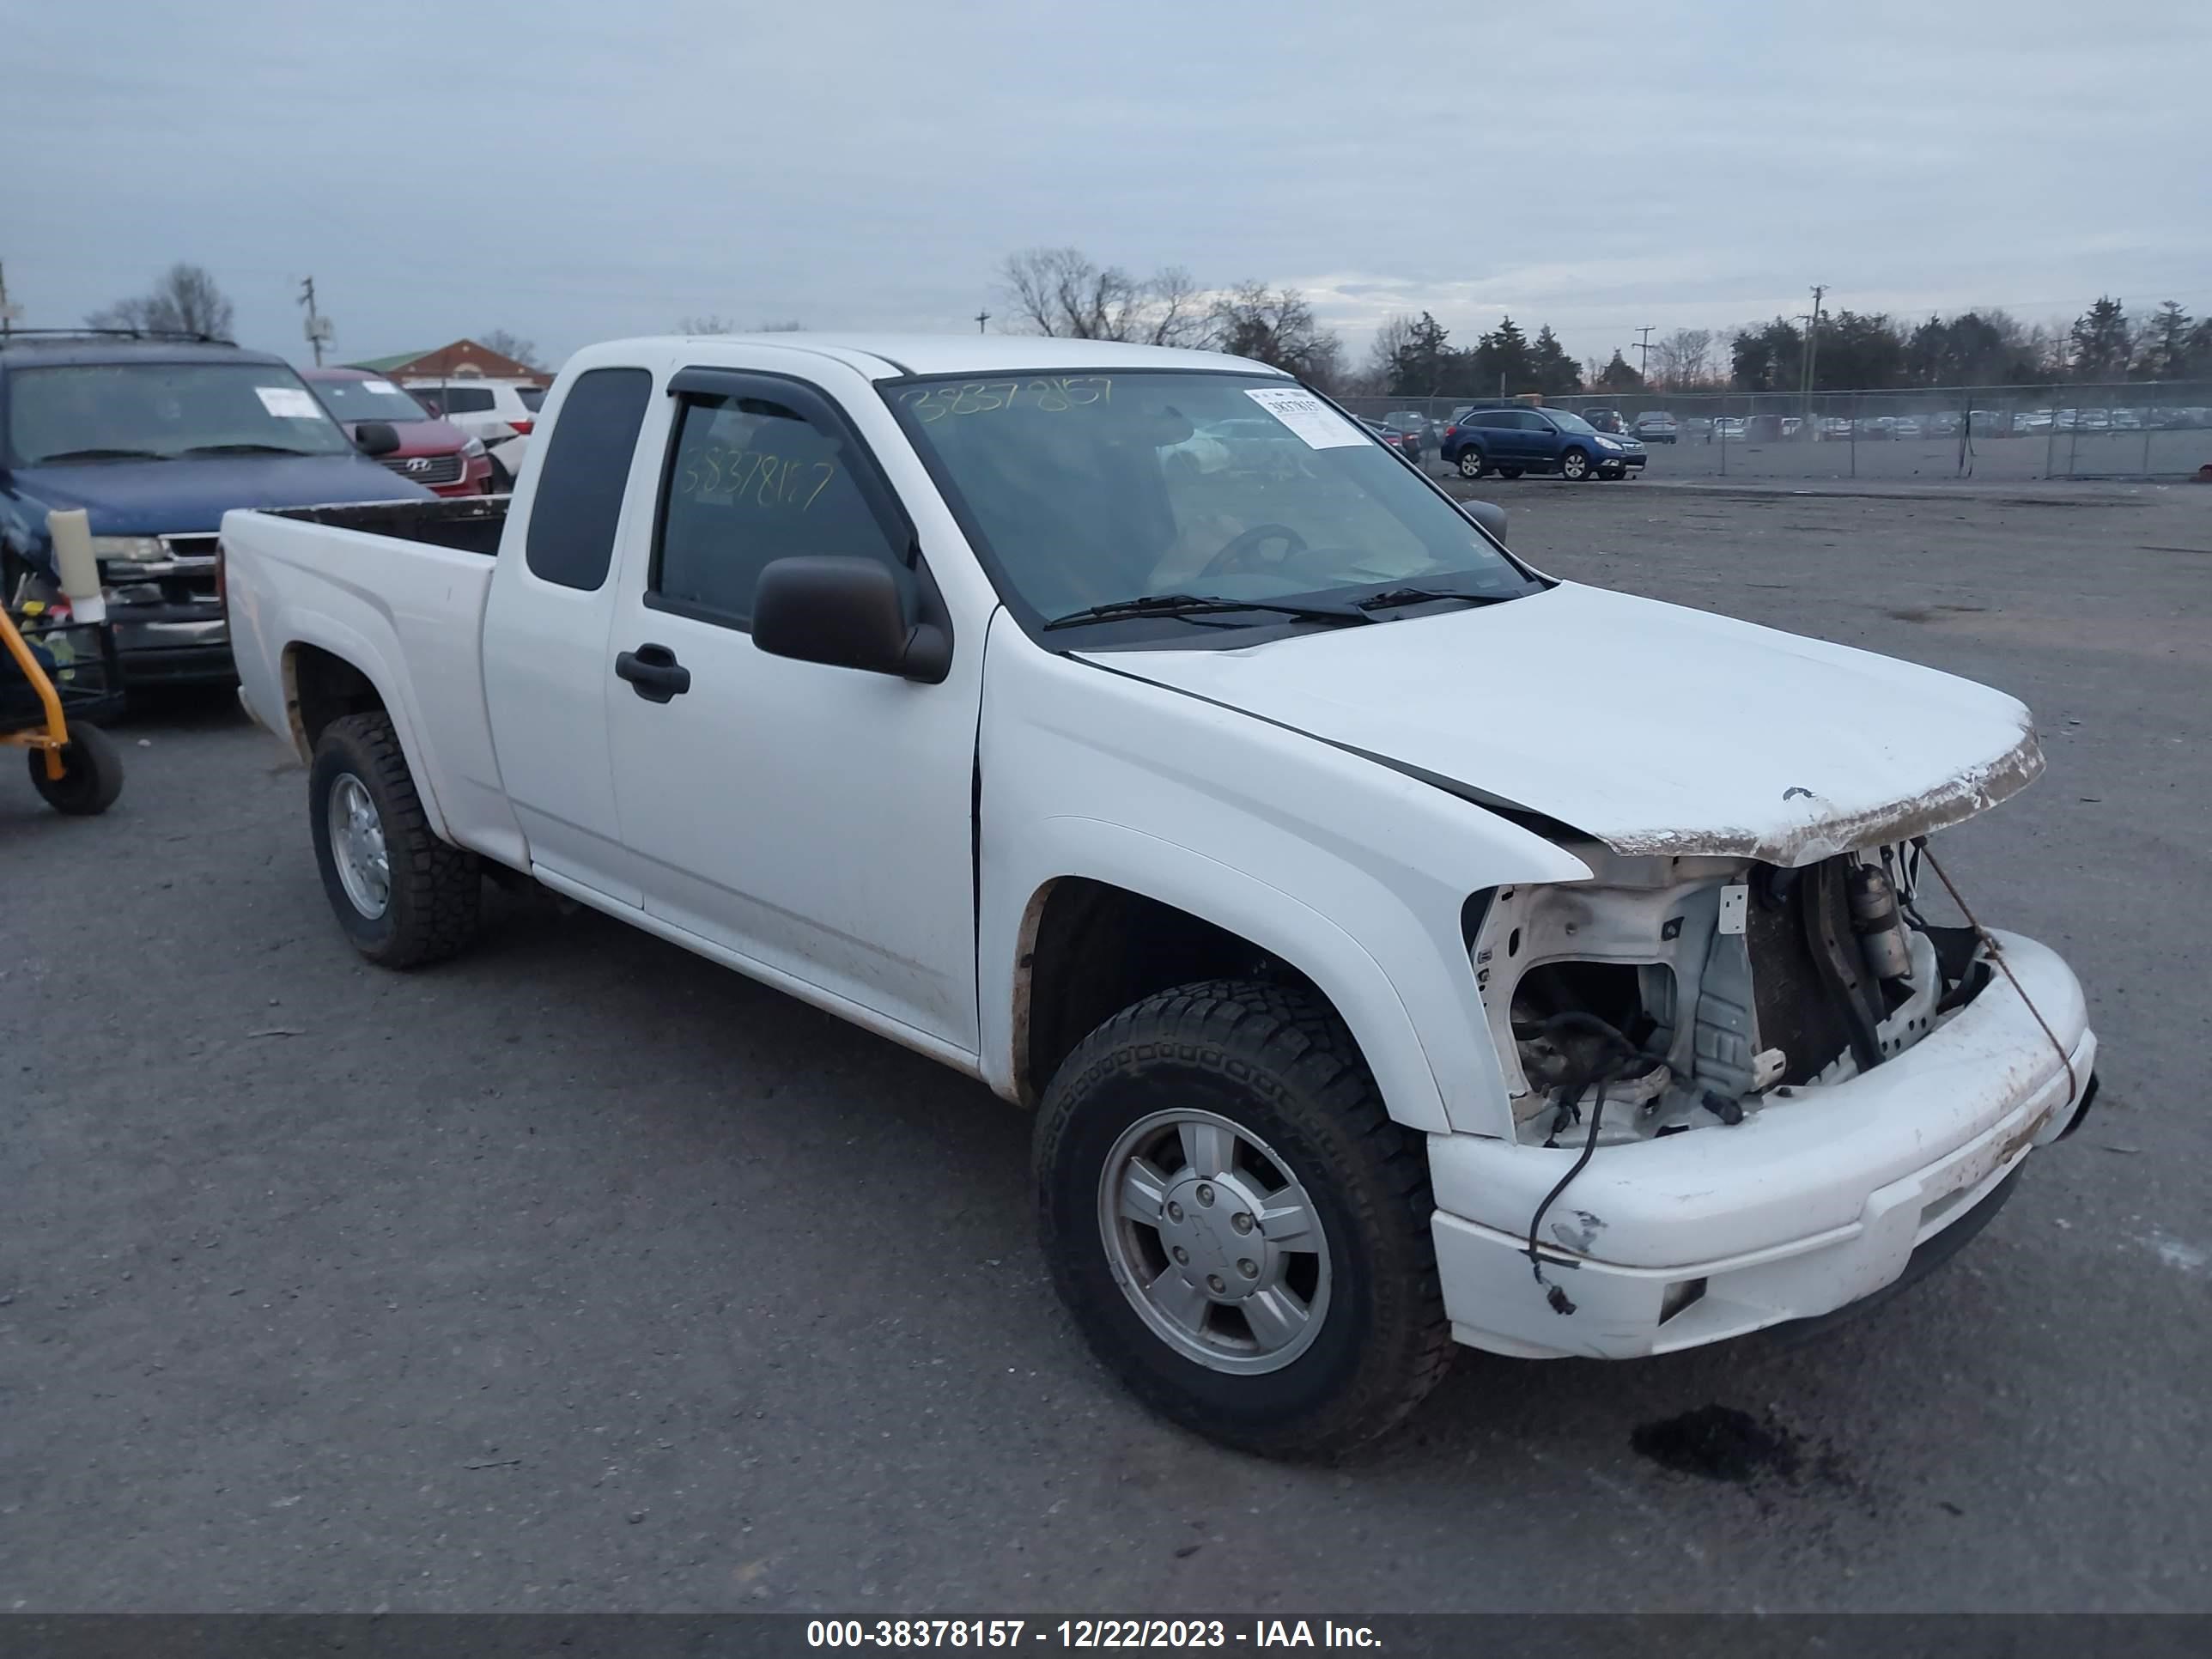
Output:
973,308,990,334
298,276,332,365
1801,284,1825,416
1633,325,1654,382
0,260,21,337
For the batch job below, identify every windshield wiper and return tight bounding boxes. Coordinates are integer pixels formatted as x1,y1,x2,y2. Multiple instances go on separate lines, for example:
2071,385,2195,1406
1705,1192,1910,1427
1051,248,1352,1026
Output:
31,447,170,463
1042,592,1374,632
1353,585,1522,612
180,443,325,457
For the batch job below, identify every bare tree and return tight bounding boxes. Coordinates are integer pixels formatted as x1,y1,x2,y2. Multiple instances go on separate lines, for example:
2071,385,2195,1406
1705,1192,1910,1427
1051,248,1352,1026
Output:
86,263,235,339
1652,328,1714,389
1363,314,1419,388
1206,283,1344,388
997,246,1202,344
755,319,805,333
1140,266,1206,347
478,328,544,368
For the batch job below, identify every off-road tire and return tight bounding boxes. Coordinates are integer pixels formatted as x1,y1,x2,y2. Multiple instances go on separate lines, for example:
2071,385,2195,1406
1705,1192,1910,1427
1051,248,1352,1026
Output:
308,712,480,968
1035,979,1453,1459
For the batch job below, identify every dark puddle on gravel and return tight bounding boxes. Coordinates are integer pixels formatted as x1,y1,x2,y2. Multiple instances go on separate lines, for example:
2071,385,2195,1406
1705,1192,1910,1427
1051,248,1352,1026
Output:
1632,1405,1859,1497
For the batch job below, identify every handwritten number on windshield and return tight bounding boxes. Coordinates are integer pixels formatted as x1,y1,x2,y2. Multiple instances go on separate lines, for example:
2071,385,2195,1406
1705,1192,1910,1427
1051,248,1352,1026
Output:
900,377,1111,422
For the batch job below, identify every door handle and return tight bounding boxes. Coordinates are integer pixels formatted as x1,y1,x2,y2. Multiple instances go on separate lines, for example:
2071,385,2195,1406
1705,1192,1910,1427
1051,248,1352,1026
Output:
615,642,691,703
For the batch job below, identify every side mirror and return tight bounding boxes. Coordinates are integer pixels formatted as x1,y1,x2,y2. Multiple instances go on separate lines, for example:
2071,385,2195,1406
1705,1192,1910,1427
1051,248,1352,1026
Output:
1461,499,1508,544
753,556,951,684
356,421,403,458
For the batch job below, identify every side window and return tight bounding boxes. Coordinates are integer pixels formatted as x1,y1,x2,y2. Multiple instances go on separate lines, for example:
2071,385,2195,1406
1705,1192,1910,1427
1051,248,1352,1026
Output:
441,386,497,414
653,389,904,629
523,367,653,591
1513,410,1547,431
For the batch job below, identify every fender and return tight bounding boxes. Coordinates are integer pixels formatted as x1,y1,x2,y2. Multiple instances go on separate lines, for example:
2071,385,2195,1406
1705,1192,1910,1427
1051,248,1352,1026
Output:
989,818,1454,1133
975,617,1595,1137
277,611,453,841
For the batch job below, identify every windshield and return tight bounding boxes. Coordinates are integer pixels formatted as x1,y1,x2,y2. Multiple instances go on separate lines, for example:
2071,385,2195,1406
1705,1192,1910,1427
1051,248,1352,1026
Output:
308,376,431,423
7,362,357,464
890,371,1539,631
1548,410,1598,434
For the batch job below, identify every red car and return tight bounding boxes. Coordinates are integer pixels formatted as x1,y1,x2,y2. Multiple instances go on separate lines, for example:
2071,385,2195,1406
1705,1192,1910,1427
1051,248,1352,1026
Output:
301,368,493,496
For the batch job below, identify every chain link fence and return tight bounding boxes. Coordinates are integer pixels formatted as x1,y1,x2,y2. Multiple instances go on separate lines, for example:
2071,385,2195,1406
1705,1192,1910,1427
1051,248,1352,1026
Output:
1340,382,2212,482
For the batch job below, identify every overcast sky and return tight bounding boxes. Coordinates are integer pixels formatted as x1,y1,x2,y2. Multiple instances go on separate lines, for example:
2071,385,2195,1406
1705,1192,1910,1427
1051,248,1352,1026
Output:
8,0,2209,373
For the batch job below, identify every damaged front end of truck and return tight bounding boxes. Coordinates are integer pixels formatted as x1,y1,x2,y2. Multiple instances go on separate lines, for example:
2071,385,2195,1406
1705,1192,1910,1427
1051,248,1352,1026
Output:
1426,725,2100,1358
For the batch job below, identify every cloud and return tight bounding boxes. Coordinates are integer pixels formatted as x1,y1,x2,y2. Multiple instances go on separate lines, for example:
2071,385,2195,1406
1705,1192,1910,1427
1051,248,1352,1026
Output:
7,0,2208,369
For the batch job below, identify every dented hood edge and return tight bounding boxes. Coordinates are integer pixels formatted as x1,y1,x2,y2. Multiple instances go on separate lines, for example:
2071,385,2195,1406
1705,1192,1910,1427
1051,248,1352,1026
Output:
1349,719,2045,868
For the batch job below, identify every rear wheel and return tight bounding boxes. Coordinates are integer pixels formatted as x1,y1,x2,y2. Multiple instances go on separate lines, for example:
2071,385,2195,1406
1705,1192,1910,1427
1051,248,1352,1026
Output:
27,723,123,816
1455,447,1487,480
1559,447,1593,482
308,712,481,968
1035,979,1452,1459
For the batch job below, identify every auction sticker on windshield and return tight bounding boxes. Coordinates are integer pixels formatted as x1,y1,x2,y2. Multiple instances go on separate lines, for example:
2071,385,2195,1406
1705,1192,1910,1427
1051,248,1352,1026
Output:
1244,386,1366,449
255,386,325,419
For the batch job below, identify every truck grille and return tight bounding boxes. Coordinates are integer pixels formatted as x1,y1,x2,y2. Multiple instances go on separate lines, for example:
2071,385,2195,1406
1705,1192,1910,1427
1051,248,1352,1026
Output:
380,452,465,486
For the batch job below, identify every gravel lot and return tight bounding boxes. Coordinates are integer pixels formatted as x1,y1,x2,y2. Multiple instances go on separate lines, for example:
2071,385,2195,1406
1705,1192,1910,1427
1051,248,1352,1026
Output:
6,479,2210,1613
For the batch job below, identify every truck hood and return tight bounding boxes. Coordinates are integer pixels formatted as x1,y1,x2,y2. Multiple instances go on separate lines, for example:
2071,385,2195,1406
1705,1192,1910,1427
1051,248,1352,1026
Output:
1079,581,2043,866
5,453,429,542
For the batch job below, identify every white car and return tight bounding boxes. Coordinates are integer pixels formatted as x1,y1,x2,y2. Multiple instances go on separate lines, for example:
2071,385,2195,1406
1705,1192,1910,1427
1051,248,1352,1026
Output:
221,335,2099,1457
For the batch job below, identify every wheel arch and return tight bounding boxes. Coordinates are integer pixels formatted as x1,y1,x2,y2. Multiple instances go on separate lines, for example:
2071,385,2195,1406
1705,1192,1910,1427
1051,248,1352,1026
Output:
278,625,455,845
1001,848,1452,1136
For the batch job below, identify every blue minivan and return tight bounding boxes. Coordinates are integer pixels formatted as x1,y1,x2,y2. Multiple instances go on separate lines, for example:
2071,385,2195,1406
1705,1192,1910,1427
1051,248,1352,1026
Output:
0,332,430,686
1438,404,1647,482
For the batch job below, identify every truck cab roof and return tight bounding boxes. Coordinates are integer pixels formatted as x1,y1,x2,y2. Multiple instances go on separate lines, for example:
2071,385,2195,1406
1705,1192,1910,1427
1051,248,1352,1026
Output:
645,332,1290,381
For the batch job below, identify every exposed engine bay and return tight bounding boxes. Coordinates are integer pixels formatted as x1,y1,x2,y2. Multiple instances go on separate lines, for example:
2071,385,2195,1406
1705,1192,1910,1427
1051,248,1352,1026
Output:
1472,839,1996,1146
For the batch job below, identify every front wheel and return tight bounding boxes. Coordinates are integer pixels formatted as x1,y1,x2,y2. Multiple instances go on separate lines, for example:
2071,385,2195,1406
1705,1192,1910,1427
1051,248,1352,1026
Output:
1455,447,1487,480
27,723,124,816
1559,447,1593,481
308,712,481,968
1035,980,1452,1459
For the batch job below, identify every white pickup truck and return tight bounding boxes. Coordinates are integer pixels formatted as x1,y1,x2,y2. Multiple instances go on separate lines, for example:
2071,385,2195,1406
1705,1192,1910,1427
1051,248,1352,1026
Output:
222,334,2099,1457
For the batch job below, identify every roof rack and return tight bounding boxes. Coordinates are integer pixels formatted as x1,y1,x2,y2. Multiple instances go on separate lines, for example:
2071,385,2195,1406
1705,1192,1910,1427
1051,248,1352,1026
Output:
0,326,237,346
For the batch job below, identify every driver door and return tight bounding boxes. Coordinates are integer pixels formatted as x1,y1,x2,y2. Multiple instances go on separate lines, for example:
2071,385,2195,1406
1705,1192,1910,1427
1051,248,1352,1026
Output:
601,366,984,1052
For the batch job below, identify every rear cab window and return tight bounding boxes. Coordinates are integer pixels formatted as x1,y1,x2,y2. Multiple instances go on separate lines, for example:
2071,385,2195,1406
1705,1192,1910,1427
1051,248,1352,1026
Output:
523,368,653,590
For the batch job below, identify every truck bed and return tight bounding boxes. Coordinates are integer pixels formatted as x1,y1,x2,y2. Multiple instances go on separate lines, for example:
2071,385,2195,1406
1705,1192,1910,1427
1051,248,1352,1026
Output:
258,495,509,557
221,496,526,867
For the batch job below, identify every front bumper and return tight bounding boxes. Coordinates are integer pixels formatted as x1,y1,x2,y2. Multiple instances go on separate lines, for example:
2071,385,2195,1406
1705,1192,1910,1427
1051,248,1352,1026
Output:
110,611,234,684
1427,928,2094,1359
